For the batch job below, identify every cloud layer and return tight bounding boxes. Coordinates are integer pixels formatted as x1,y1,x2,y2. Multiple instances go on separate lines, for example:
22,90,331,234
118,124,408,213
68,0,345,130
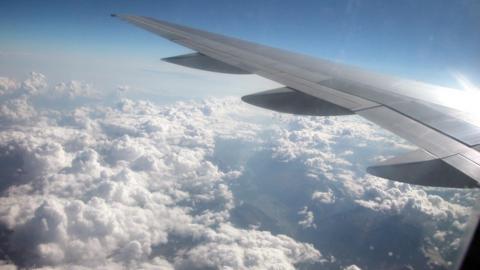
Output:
0,73,321,269
0,72,477,270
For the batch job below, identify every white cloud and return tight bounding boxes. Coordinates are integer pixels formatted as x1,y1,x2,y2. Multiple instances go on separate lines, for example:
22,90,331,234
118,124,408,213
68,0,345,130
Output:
353,180,471,222
174,224,321,270
312,189,335,204
344,265,362,270
0,72,476,269
0,73,323,269
20,71,47,94
433,230,447,242
0,77,18,96
254,107,477,268
52,81,98,100
0,96,37,123
298,207,316,229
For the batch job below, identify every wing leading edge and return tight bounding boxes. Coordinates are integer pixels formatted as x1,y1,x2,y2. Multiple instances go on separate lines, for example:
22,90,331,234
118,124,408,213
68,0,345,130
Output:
112,14,480,188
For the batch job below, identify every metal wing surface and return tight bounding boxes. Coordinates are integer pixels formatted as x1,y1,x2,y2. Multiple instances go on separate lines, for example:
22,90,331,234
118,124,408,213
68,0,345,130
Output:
113,14,480,188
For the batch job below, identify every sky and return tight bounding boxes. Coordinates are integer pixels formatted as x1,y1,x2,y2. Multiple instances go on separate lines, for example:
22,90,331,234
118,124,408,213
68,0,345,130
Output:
1,0,479,97
1,1,480,269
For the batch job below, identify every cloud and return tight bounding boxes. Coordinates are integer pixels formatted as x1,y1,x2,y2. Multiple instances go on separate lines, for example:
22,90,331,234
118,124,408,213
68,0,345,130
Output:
174,224,321,270
312,189,335,204
344,265,362,270
51,81,98,100
20,72,47,94
0,77,18,96
0,73,323,269
261,111,477,268
0,72,476,269
0,96,37,124
298,207,316,229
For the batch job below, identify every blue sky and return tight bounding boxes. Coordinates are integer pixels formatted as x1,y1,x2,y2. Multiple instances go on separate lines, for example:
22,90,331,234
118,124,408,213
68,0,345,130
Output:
0,2,479,268
1,0,479,96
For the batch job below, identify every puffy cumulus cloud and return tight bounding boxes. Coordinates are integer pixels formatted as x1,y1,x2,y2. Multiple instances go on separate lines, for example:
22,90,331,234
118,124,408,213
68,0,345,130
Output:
298,207,316,229
353,178,471,221
0,73,102,113
312,189,335,204
20,72,47,94
0,77,18,96
0,72,99,124
51,81,98,100
5,196,192,267
0,73,322,269
344,265,362,270
268,115,412,165
0,96,37,123
174,224,321,270
262,110,478,268
0,71,477,269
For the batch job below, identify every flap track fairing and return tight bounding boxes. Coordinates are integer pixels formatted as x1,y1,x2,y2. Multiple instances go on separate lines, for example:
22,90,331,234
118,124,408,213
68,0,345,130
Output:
162,52,250,74
242,87,354,116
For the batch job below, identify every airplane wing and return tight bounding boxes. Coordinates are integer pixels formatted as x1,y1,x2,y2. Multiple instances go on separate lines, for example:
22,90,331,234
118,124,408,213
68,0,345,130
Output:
112,14,480,188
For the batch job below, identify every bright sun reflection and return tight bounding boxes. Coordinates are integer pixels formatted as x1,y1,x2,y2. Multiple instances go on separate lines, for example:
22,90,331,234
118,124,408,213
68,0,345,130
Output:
435,72,480,126
451,71,480,93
